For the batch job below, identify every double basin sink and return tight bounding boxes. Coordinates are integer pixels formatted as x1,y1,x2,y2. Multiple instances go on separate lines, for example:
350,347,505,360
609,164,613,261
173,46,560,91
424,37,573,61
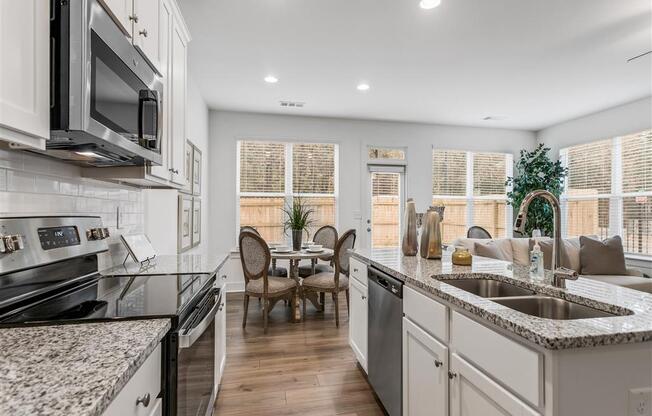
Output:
441,278,620,320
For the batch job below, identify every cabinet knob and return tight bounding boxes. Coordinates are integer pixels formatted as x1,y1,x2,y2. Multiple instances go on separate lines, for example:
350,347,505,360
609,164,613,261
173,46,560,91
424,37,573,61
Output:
361,295,367,300
448,371,457,380
221,274,227,280
353,268,358,272
129,14,139,23
136,393,151,407
139,29,148,37
434,360,443,368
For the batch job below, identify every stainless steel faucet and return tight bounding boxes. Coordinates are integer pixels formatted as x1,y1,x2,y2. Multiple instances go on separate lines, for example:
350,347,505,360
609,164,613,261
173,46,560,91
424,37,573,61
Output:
513,190,579,288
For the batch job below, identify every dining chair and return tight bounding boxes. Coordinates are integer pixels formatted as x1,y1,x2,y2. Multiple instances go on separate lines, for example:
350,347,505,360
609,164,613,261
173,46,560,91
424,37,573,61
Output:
298,225,338,277
467,226,492,239
239,226,288,277
302,229,356,327
239,231,299,333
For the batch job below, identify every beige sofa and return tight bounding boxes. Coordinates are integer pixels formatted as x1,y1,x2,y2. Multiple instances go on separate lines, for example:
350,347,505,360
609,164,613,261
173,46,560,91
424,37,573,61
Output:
451,236,652,294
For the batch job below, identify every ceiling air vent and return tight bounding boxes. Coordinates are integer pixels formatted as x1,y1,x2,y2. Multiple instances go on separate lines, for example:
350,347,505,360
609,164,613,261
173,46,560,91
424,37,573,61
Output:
279,101,305,108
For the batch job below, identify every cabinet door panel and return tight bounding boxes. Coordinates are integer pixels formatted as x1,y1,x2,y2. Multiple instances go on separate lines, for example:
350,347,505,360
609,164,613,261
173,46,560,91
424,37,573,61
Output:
133,0,162,73
169,21,186,186
449,354,540,416
349,277,368,372
0,0,49,147
99,0,133,36
403,317,448,416
148,0,172,180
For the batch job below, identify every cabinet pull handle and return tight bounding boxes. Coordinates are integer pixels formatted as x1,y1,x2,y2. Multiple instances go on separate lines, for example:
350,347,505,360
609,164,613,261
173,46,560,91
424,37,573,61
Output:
434,360,443,368
139,29,148,37
129,14,139,23
448,371,457,380
136,393,151,407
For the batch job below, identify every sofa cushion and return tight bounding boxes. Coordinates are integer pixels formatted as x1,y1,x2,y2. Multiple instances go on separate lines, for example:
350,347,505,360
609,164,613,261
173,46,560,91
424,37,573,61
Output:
581,275,652,294
580,236,627,275
473,240,513,262
510,238,531,266
452,238,490,255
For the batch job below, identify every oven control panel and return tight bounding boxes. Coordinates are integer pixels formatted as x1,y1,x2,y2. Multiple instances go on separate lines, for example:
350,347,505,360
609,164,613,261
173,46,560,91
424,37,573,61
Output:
38,226,81,250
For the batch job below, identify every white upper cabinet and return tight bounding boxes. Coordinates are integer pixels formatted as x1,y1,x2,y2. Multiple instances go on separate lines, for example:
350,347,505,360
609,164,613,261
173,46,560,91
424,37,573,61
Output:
133,0,164,74
169,18,188,186
148,0,172,181
99,0,134,37
0,0,50,150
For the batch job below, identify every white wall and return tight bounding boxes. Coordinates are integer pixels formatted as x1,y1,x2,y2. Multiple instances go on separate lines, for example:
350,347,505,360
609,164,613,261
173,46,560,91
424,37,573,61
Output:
208,110,536,254
536,97,652,156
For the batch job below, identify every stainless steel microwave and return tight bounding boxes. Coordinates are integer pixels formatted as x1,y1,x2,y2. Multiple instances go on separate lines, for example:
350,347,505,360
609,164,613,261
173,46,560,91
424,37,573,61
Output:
49,0,163,167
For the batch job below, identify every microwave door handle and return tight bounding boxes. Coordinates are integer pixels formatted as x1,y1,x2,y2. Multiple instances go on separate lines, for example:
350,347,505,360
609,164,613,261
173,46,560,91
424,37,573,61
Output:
178,297,219,349
138,90,158,149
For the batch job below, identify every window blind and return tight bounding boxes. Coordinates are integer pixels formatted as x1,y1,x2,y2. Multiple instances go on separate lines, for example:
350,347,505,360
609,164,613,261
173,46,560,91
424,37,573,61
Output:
372,172,399,197
565,139,612,196
432,150,467,196
473,153,507,196
622,130,652,194
239,141,285,193
292,143,335,194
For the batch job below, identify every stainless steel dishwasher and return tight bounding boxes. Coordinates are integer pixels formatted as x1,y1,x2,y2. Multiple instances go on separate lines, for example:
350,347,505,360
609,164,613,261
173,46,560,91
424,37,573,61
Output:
368,266,403,416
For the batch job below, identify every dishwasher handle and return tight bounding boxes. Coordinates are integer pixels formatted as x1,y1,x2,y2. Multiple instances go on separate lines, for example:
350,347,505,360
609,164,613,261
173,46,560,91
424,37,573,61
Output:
368,266,403,298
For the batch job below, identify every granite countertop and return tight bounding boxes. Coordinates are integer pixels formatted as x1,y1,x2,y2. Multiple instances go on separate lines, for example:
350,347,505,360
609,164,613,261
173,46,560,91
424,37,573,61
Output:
100,252,229,277
0,319,171,416
353,248,652,350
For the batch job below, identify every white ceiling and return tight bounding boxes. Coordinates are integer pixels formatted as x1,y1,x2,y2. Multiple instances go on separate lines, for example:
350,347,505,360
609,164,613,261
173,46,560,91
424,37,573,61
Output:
179,0,652,131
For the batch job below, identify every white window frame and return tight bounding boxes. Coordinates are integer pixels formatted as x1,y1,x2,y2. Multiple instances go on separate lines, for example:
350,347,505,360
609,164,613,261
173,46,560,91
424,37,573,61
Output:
560,133,652,258
236,140,339,243
432,149,514,238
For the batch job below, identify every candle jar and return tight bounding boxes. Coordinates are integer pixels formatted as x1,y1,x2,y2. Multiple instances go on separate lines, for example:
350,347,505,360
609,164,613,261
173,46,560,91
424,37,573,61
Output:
452,247,472,266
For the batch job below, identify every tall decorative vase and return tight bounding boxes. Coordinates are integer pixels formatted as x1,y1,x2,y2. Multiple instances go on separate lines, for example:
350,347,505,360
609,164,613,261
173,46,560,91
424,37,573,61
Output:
401,199,418,256
420,205,445,259
292,229,302,251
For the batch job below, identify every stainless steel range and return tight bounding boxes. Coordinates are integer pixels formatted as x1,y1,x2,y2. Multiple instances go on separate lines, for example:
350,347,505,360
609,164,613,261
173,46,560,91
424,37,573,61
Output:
0,216,218,416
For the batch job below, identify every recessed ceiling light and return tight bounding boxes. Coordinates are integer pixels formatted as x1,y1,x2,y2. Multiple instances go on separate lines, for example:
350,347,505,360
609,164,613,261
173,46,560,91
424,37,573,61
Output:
419,0,441,9
357,83,370,91
264,75,278,84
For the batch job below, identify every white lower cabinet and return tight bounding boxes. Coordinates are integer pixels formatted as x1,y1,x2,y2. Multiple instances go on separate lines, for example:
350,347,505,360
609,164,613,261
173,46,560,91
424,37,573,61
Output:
215,288,227,390
449,353,539,416
103,344,162,416
348,274,368,372
403,317,448,416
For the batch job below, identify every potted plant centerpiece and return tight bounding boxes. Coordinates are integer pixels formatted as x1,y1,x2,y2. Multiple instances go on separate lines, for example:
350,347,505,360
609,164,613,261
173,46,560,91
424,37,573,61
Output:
282,198,315,251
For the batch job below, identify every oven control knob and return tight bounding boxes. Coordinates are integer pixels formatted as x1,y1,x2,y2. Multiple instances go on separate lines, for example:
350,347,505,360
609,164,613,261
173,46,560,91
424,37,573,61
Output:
1,234,24,253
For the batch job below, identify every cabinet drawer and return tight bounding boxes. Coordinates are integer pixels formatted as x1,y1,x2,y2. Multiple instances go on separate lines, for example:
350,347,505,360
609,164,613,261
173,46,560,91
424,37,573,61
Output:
450,312,542,408
349,257,368,286
403,286,448,343
103,344,162,416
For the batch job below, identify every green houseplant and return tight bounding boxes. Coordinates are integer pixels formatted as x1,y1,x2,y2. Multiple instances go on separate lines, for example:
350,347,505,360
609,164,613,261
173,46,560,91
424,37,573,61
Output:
282,198,315,250
506,143,568,237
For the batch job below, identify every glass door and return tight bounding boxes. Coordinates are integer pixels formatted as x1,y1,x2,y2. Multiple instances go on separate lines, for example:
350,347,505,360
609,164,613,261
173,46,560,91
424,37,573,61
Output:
367,169,405,249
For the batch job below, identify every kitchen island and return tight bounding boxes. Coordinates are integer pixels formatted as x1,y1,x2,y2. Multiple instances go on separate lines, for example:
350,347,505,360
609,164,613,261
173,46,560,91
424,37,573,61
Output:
349,248,652,416
0,319,170,416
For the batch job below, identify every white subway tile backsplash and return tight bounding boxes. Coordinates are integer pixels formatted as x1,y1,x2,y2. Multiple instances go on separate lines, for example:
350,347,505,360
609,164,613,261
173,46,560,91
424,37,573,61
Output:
1,149,145,268
0,169,6,191
6,170,35,193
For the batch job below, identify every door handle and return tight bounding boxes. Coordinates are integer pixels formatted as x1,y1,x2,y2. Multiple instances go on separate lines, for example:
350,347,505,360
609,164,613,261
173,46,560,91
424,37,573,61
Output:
366,227,371,232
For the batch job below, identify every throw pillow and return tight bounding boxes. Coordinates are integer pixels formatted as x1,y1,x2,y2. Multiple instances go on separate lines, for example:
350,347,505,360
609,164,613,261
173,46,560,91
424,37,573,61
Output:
580,236,627,275
510,238,531,266
474,240,513,262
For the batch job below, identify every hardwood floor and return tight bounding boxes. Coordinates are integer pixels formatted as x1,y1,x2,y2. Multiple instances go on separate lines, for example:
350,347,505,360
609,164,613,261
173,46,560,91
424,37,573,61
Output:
215,292,385,416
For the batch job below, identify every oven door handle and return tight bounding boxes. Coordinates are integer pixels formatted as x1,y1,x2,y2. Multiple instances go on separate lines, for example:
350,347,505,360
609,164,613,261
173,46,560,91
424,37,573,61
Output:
178,296,219,349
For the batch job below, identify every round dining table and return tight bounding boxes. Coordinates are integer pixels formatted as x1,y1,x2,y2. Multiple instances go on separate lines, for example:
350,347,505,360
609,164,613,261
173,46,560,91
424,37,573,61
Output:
270,247,334,322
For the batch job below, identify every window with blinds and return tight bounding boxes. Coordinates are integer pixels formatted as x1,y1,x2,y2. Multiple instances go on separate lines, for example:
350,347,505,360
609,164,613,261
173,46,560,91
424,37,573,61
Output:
432,149,512,243
238,141,337,242
561,129,652,256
